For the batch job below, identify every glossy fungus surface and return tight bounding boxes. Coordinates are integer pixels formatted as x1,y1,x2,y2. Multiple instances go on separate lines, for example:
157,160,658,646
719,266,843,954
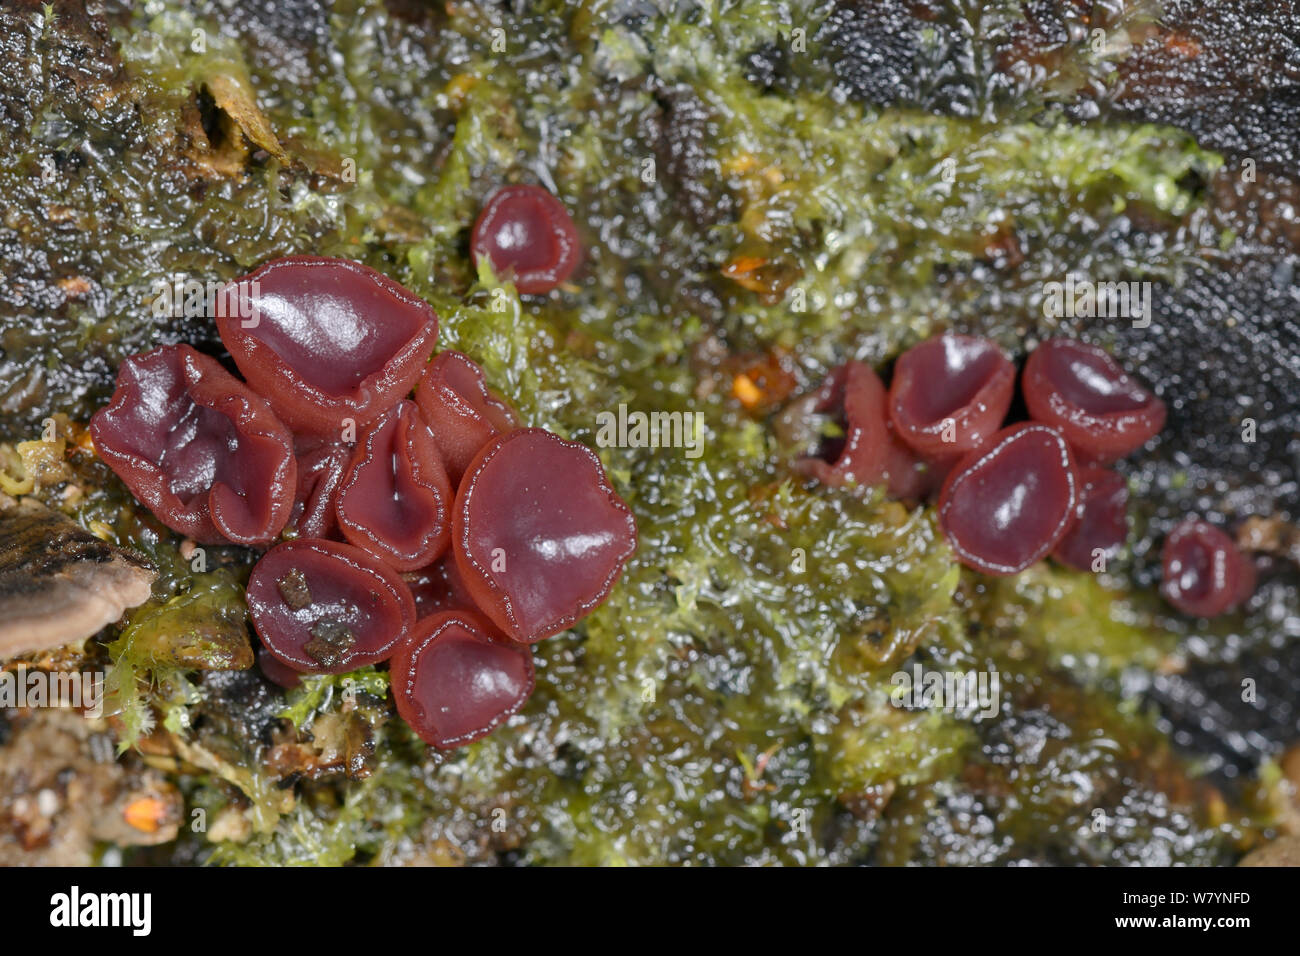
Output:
290,439,351,540
915,450,977,504
793,360,890,489
247,538,414,673
402,555,482,621
938,423,1078,575
89,344,295,545
391,609,535,749
415,350,520,486
453,428,637,643
257,646,302,690
881,424,930,500
95,251,641,751
215,256,440,436
335,401,453,571
470,185,581,294
1052,467,1130,571
889,335,1015,459
1023,337,1166,463
1160,518,1254,617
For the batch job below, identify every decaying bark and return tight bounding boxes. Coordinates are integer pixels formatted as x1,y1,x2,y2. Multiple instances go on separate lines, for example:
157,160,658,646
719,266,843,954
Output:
0,499,155,659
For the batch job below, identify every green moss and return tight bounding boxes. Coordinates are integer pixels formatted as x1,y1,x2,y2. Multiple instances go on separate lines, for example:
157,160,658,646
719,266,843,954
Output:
278,668,390,730
105,571,247,749
976,564,1179,681
209,794,375,867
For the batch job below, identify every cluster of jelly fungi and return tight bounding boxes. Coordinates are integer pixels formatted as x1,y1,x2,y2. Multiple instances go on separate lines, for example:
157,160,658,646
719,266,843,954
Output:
92,240,638,749
787,333,1254,617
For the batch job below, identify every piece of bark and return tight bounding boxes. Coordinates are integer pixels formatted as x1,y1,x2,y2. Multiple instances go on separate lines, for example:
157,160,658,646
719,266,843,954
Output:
0,500,155,659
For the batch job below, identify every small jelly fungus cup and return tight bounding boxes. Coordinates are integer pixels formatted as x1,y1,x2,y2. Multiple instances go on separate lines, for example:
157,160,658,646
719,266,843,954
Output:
247,538,415,674
391,609,535,749
937,423,1079,576
453,428,637,643
89,344,296,546
1023,337,1166,464
1160,518,1254,618
889,334,1015,460
470,185,581,295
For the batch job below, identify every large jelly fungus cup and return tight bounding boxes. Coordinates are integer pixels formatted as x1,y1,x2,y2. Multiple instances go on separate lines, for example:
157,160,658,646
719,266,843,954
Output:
889,334,1015,460
247,538,415,674
937,423,1078,576
89,343,296,546
452,428,638,643
1022,337,1166,464
215,256,440,437
391,609,535,749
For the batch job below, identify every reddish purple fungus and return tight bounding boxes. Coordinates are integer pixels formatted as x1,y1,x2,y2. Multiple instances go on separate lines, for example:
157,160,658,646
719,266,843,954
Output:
97,252,641,751
257,645,302,690
215,256,440,436
938,423,1078,575
1051,467,1130,572
1160,518,1255,617
889,334,1015,460
415,350,520,487
335,401,453,572
777,335,1182,590
402,555,483,621
247,538,414,674
289,438,351,540
789,360,974,501
881,424,931,501
453,428,637,643
89,344,296,546
391,609,535,749
470,185,581,294
1022,337,1166,464
792,360,891,490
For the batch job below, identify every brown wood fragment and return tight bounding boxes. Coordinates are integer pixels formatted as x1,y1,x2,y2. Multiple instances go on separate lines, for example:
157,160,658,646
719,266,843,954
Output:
0,501,155,659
